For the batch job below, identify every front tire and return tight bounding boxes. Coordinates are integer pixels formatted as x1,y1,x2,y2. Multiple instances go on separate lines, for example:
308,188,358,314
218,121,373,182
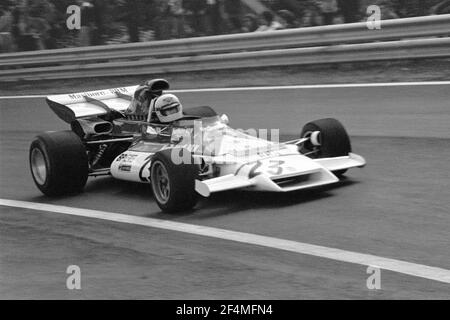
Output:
301,118,352,177
150,148,199,213
30,131,88,196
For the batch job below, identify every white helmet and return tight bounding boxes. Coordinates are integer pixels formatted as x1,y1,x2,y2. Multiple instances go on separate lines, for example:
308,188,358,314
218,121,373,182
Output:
154,94,183,123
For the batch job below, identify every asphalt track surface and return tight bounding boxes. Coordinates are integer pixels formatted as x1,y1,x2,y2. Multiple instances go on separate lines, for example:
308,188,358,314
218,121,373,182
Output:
0,84,449,299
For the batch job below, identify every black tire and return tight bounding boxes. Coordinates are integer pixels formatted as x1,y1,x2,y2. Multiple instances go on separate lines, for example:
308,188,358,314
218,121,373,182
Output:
300,118,352,177
29,131,88,196
183,106,217,118
150,148,199,213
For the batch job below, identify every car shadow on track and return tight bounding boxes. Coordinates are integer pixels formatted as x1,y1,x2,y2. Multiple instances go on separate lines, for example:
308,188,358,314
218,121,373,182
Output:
143,177,359,220
29,176,359,219
85,176,360,219
27,178,152,204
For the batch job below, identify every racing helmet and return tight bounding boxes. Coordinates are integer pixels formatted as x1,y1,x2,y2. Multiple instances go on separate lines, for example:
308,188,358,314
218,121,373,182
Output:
154,94,183,123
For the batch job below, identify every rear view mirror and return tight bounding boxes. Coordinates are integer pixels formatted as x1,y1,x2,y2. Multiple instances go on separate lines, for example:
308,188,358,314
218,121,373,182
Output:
220,114,229,125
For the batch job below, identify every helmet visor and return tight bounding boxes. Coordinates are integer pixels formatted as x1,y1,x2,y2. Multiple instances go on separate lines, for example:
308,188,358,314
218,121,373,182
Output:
160,103,180,116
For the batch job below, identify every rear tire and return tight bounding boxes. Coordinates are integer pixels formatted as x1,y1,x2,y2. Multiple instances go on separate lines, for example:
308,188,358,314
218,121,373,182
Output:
301,118,352,177
29,131,88,196
150,148,199,213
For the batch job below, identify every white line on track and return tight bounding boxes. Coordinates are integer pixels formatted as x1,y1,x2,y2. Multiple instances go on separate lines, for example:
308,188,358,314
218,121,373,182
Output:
1,198,449,285
0,94,46,99
171,81,450,92
1,81,450,99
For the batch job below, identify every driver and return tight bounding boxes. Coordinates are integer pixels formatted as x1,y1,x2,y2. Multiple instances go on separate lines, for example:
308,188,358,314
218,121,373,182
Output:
142,94,184,137
153,94,184,123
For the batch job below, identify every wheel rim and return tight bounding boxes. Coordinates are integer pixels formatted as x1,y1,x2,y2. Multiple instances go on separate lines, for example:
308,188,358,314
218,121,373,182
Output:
303,131,320,142
31,148,47,185
302,131,321,158
151,161,170,205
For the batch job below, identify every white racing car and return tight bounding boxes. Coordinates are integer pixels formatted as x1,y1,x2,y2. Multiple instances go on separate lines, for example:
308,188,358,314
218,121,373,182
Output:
30,79,366,212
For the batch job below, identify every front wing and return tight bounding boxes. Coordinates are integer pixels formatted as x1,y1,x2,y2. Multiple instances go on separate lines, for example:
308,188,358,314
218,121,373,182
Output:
195,153,366,197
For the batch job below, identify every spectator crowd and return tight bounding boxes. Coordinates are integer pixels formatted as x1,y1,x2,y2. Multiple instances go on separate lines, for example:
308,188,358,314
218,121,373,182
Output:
1,0,449,52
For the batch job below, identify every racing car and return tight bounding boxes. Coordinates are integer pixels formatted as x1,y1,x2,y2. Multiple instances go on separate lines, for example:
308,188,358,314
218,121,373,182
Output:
29,79,366,213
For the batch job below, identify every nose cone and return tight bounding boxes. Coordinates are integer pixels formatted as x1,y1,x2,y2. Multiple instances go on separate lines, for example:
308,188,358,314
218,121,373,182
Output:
236,154,339,192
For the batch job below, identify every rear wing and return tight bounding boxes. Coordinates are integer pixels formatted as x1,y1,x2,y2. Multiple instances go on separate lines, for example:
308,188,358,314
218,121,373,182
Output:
46,86,137,123
46,78,171,123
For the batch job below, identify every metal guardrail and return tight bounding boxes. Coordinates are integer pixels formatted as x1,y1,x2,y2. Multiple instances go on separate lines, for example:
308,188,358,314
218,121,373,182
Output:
2,38,449,82
0,15,449,81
